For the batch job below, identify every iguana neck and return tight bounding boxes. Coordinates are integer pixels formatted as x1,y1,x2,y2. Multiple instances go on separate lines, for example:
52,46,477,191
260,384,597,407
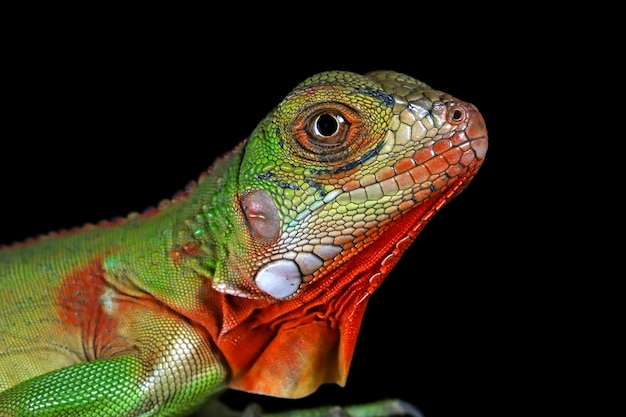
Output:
169,140,247,282
98,140,247,308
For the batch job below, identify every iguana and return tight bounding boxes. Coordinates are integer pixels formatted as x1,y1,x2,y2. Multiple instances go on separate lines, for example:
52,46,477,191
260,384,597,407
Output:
0,70,488,416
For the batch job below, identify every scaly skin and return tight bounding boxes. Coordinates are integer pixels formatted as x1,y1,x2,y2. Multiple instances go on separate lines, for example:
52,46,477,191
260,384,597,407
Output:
0,70,488,416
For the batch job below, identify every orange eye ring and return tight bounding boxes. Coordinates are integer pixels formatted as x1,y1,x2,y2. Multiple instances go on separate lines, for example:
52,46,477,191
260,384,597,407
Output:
307,110,350,146
291,102,364,161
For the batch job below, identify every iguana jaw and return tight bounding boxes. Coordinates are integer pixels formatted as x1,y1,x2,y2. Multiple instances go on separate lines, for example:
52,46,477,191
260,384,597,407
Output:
221,172,478,398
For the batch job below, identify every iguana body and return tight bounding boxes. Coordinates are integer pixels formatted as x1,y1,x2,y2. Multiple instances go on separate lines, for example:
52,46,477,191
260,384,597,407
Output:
0,70,488,416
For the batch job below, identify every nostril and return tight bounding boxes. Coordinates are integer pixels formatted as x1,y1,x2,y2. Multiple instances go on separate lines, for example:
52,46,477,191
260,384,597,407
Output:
450,108,465,122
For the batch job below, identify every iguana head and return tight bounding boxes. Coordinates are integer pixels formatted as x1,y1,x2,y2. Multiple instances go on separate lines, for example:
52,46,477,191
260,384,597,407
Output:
187,70,488,398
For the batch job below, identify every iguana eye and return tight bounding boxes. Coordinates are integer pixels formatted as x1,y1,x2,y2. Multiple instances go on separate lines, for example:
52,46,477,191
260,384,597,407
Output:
292,103,363,161
308,111,349,146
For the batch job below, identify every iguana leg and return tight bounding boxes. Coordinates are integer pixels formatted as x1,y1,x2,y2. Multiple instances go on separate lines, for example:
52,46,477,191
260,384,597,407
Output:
0,307,228,416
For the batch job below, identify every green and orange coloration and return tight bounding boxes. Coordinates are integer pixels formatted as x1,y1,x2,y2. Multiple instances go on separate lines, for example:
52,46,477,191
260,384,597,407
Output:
0,70,487,416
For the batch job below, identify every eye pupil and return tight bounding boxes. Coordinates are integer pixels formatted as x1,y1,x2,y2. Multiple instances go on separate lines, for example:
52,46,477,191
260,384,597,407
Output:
316,113,338,137
299,106,352,156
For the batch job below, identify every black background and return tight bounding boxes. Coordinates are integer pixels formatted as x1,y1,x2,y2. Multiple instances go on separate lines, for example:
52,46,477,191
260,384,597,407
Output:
1,12,564,417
